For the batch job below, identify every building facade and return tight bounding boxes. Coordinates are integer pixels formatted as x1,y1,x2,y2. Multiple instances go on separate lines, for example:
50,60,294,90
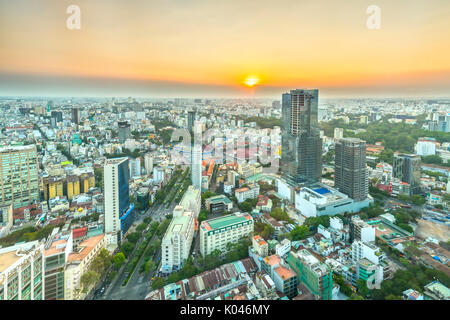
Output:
200,212,254,256
0,241,45,300
335,138,368,201
118,121,131,144
205,194,233,215
287,249,333,300
44,233,73,300
281,89,322,186
161,207,195,273
393,153,421,195
235,183,260,203
252,235,269,257
104,157,133,248
64,234,106,300
0,145,39,209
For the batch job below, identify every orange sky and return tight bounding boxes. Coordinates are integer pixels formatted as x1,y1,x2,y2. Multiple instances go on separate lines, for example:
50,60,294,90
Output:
0,0,449,97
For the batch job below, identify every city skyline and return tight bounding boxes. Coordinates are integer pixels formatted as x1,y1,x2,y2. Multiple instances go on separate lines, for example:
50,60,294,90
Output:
1,0,450,98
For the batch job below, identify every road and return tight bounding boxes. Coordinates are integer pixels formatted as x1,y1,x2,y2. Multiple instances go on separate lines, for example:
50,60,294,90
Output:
92,185,179,300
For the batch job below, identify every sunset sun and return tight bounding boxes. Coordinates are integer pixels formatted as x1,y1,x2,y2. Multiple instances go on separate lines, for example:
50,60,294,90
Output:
244,77,259,87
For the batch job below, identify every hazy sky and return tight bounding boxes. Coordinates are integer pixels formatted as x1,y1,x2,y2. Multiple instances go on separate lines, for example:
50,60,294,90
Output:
1,0,449,98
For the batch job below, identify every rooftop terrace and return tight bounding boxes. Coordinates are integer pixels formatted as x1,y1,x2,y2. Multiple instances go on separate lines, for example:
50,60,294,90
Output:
203,212,251,231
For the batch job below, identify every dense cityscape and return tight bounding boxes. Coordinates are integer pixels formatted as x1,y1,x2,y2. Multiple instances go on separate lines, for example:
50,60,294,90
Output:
0,93,449,301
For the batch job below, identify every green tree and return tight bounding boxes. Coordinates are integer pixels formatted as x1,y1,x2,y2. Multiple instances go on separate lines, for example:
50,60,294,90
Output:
90,248,112,274
113,252,126,269
144,260,156,275
261,224,275,240
348,293,364,300
127,232,142,244
152,277,167,290
422,155,443,165
270,208,289,221
356,279,369,298
149,221,160,233
198,209,208,223
168,272,181,284
136,223,148,233
94,167,104,190
121,242,136,257
80,271,100,293
290,225,310,241
156,219,171,237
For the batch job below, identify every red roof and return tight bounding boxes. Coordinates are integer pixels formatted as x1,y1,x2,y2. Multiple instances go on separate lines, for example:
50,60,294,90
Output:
72,226,88,239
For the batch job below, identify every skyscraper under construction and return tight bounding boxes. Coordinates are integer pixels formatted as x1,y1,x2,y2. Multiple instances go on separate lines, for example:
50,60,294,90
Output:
281,89,322,186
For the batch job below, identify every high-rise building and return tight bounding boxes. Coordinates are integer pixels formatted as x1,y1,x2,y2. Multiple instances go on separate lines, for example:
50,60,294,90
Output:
129,157,141,178
334,138,368,201
428,113,450,133
71,107,80,125
144,153,154,174
281,89,322,186
393,153,421,195
0,241,45,300
117,121,131,144
104,158,134,247
187,111,195,134
50,111,63,128
47,100,54,113
0,145,39,209
191,122,202,190
287,249,333,300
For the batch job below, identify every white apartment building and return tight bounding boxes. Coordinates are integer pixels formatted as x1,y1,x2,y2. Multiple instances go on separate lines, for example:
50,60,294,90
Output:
275,239,291,258
161,207,195,273
351,216,375,243
235,184,260,203
0,241,45,300
330,216,344,231
200,212,254,256
179,185,201,218
416,138,437,156
129,157,141,178
153,166,165,183
144,153,153,174
351,240,385,264
64,234,106,300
